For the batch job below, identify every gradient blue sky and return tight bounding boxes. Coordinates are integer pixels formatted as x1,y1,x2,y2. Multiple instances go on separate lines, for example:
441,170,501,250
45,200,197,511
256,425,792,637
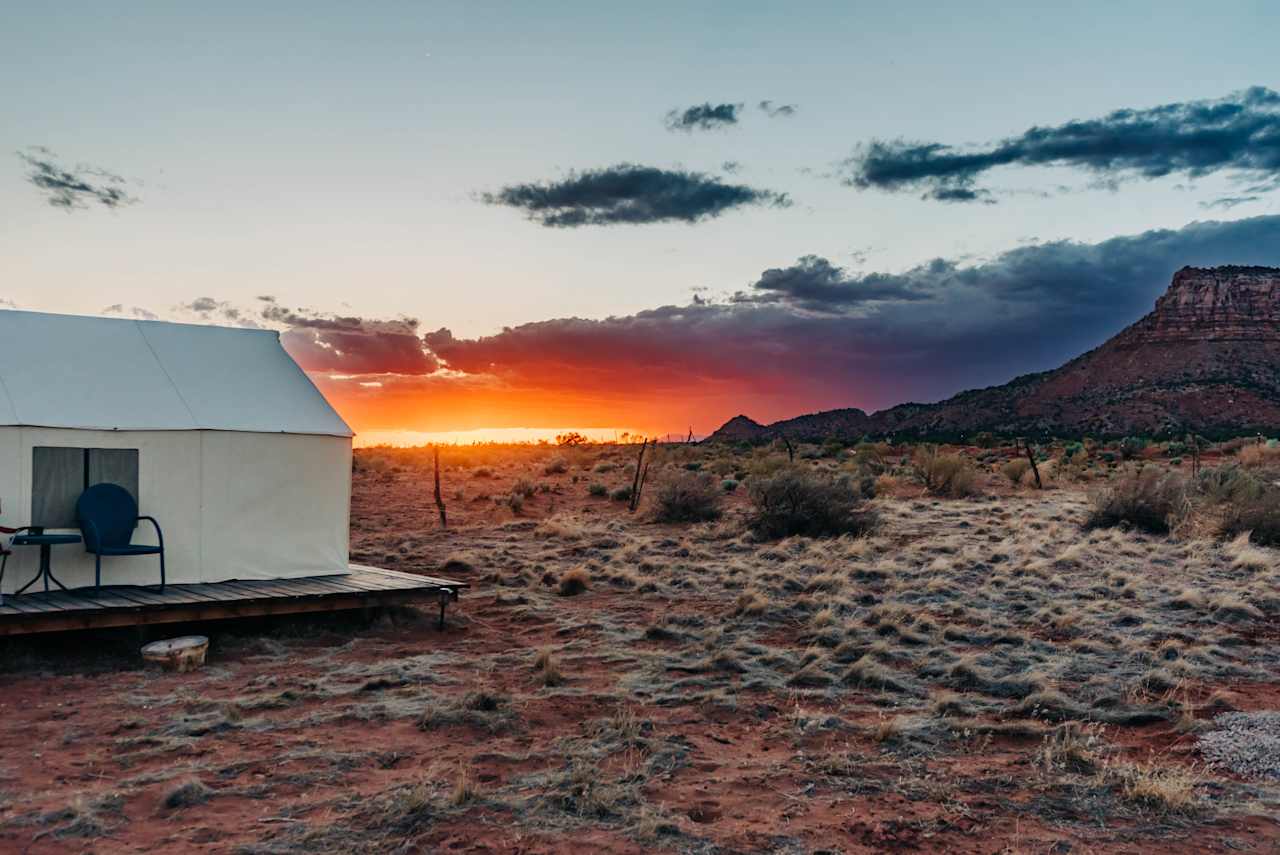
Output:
3,2,1279,436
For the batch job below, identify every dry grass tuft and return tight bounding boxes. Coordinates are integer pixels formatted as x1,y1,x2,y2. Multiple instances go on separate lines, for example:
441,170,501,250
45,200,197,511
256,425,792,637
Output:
557,566,591,597
914,445,980,497
533,647,564,687
1086,468,1188,534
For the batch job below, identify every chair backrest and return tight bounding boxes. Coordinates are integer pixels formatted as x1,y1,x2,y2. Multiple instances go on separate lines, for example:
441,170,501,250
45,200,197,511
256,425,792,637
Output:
76,483,137,550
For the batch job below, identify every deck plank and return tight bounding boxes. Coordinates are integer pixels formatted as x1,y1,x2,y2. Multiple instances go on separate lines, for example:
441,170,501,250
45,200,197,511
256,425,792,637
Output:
0,565,465,636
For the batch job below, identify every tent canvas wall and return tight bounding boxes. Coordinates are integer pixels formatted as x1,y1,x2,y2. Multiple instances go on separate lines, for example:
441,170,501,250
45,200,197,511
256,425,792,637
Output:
0,311,353,593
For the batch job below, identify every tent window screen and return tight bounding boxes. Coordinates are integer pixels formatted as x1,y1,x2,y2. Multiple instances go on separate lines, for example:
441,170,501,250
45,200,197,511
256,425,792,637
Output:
31,447,139,528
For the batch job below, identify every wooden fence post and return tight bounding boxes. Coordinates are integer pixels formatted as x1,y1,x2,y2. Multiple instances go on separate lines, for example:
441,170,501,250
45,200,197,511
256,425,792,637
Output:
433,445,447,528
1023,438,1042,489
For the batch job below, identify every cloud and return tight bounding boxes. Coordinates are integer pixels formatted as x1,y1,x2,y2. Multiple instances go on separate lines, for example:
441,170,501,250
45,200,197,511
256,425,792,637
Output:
482,164,791,227
1200,195,1260,210
739,255,932,310
843,87,1280,203
102,304,159,320
758,100,797,118
665,102,742,132
136,217,1280,435
405,215,1280,429
255,303,437,376
17,147,138,209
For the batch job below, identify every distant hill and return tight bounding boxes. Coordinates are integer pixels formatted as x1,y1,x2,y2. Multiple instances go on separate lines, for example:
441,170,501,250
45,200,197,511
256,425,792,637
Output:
707,265,1280,442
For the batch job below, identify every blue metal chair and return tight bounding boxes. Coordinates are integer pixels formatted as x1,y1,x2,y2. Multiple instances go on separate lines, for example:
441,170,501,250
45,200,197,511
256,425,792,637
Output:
76,484,165,592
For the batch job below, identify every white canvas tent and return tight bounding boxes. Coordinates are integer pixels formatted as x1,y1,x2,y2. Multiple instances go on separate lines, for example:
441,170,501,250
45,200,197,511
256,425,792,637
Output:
0,310,353,593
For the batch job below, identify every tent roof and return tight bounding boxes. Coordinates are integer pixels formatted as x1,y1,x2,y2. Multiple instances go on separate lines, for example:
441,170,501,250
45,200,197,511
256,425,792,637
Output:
0,311,353,437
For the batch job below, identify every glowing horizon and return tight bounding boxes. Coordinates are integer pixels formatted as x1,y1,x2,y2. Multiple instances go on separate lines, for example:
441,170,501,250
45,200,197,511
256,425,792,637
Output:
353,426,654,448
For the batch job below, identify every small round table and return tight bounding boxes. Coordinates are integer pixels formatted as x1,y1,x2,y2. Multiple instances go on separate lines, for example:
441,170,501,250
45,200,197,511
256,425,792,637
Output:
12,532,82,594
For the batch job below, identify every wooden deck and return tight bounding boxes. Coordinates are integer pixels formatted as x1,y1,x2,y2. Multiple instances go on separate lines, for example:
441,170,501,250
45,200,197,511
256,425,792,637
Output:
0,565,466,636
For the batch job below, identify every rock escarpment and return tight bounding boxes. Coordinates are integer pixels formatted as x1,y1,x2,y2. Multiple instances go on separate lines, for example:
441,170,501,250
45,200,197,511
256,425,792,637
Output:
708,265,1280,441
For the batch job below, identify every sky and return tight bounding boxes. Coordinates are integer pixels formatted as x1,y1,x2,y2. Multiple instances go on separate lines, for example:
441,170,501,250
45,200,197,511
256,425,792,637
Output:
3,1,1279,443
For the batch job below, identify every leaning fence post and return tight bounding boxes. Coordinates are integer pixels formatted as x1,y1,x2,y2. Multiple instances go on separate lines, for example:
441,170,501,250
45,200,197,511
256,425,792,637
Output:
433,445,447,528
1022,438,1042,489
628,439,648,511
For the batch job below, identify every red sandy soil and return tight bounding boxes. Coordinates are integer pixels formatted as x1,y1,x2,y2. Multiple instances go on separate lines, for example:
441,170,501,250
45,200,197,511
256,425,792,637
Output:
0,449,1276,854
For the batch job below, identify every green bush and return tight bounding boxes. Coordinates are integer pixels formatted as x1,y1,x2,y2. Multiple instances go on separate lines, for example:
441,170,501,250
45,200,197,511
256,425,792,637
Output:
587,482,608,497
747,466,876,539
721,478,739,493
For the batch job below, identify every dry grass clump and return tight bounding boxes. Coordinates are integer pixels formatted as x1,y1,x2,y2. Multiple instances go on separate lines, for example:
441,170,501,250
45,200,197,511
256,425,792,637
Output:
533,647,564,687
913,445,980,497
543,455,570,475
1216,487,1280,547
1106,759,1204,814
161,779,213,810
734,590,769,616
1086,468,1188,534
746,466,876,539
449,766,479,806
1000,457,1031,486
649,471,723,523
1237,442,1280,468
557,566,591,597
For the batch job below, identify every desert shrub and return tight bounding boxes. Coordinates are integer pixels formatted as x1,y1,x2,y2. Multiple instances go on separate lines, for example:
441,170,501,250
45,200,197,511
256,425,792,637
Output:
162,780,213,810
973,432,997,449
1118,436,1148,460
849,442,888,475
912,446,979,497
650,472,723,523
721,478,739,493
558,567,590,596
682,461,703,471
1085,469,1188,534
512,478,536,498
473,467,494,479
1001,458,1031,485
609,486,632,502
587,482,608,497
544,455,569,475
1216,485,1280,546
592,461,617,473
1238,442,1280,468
747,466,876,539
505,493,525,514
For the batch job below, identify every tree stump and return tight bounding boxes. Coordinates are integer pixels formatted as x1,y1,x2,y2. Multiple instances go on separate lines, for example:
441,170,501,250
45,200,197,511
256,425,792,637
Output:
141,635,209,672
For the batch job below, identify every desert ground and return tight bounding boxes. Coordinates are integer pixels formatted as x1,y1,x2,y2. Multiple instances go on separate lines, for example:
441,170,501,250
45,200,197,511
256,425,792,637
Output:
0,439,1278,854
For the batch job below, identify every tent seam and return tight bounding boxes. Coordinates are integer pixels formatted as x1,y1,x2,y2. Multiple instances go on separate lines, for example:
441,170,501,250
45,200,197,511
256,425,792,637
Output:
134,321,200,429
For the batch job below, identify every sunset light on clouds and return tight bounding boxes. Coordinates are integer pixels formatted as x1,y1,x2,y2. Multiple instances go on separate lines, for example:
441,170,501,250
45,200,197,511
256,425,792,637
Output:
5,3,1280,443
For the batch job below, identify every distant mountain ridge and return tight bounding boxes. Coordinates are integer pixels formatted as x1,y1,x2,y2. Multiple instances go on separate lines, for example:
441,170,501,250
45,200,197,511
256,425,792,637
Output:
707,266,1280,442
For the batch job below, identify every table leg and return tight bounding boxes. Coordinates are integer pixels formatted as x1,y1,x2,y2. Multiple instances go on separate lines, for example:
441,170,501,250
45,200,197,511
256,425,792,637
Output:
42,544,67,592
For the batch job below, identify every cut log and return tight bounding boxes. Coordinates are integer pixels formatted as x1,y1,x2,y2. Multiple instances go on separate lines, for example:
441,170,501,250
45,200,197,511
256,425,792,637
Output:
141,635,209,672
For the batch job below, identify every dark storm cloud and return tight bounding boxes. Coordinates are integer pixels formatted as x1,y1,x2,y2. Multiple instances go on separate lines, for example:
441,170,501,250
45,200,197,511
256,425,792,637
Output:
482,164,791,227
843,87,1280,203
758,100,797,118
425,215,1280,412
254,301,437,375
17,147,137,209
664,102,742,132
741,255,931,310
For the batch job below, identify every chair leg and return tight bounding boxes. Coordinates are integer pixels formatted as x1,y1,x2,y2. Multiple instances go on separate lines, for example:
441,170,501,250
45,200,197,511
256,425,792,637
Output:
0,551,7,605
95,554,101,593
157,549,165,592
